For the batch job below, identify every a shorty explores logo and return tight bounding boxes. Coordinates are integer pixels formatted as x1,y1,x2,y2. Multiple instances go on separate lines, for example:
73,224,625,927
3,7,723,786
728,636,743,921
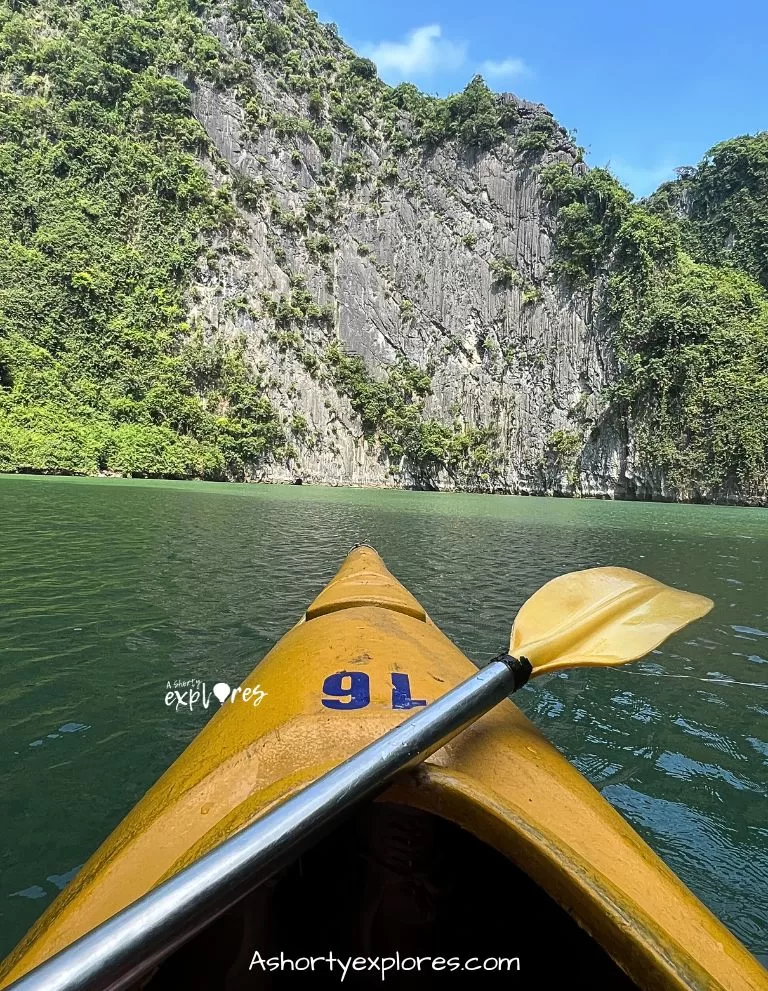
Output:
165,678,267,713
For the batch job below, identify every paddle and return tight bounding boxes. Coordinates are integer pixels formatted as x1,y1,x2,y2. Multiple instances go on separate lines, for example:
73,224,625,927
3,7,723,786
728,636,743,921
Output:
6,567,712,991
501,565,714,685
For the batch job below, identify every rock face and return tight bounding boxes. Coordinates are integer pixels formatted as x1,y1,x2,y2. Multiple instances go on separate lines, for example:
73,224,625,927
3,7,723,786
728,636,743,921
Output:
181,6,630,496
3,0,763,502
164,2,766,506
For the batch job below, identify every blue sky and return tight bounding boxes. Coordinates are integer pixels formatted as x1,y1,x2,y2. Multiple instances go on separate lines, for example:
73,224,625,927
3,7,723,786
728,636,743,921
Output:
313,0,767,198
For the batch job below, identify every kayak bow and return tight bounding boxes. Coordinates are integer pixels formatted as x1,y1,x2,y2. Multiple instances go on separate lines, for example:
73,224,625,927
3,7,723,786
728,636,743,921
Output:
0,546,765,990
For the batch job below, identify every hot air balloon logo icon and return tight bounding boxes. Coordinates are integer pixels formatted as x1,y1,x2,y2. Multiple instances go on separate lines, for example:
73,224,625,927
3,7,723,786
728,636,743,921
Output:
212,683,231,704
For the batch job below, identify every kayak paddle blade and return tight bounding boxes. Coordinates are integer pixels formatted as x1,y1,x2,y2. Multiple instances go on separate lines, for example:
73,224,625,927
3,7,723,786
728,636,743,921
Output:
509,567,713,677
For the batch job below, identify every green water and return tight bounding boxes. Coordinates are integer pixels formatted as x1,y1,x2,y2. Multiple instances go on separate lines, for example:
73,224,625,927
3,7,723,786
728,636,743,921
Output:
0,475,766,965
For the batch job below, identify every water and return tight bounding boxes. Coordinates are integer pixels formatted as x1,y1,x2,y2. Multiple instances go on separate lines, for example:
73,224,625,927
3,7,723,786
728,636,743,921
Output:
0,475,766,964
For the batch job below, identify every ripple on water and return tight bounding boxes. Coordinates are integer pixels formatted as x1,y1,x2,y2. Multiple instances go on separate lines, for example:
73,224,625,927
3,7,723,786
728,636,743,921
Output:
732,625,768,638
602,783,768,958
610,690,661,724
654,751,765,794
0,475,766,964
672,717,746,761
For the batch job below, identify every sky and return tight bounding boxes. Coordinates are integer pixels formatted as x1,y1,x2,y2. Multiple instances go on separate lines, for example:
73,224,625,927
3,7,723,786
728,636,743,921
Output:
312,0,767,198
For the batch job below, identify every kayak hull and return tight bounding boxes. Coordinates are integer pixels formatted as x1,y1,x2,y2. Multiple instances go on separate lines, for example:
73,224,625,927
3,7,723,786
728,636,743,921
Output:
1,547,765,990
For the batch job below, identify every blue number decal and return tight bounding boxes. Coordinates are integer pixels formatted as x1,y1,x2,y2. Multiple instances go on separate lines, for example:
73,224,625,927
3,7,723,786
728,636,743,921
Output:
391,673,427,710
321,671,370,709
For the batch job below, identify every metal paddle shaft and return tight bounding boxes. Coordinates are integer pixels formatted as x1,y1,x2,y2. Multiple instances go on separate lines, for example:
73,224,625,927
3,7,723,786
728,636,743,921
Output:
7,654,531,991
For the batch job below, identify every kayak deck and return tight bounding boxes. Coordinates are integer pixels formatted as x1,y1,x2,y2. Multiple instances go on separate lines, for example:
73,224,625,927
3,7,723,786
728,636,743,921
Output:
0,546,765,990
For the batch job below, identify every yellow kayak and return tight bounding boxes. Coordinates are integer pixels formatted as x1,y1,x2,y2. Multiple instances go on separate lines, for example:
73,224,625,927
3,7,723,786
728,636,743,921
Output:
1,546,766,990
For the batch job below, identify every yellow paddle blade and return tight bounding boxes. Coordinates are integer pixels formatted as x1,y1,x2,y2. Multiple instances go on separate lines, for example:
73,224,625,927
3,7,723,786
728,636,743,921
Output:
509,567,713,677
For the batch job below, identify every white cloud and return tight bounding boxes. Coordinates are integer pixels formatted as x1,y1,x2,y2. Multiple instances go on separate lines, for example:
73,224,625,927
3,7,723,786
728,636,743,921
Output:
479,57,529,79
363,24,467,78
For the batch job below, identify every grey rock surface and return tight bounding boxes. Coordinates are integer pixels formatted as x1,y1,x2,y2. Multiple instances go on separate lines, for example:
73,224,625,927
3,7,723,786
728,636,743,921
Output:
181,7,659,500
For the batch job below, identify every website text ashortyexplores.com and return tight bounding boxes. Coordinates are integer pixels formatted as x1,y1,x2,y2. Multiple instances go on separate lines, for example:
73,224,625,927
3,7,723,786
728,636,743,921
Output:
248,951,521,981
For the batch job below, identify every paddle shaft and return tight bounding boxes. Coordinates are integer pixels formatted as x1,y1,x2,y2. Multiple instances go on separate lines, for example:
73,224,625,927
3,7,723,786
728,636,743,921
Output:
6,655,531,991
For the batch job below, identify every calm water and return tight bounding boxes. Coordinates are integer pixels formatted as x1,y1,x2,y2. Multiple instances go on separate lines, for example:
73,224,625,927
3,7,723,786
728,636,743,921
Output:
0,475,766,964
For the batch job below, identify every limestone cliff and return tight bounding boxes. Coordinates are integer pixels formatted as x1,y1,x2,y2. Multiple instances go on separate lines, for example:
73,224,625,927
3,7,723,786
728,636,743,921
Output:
174,2,628,496
2,0,765,502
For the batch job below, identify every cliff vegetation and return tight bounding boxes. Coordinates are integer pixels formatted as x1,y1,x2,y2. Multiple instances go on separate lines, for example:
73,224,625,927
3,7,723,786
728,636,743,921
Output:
1,0,766,502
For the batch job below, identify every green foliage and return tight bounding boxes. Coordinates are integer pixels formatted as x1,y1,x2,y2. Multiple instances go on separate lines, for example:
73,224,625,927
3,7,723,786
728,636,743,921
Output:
262,281,333,329
606,255,768,493
338,152,366,190
521,285,542,306
238,10,291,63
516,115,556,155
232,172,267,210
546,429,581,466
348,55,377,80
543,428,582,488
306,233,334,257
490,256,520,289
5,0,763,500
544,160,768,495
262,19,291,56
541,164,632,284
0,0,289,479
269,197,307,233
382,76,518,151
308,88,323,118
442,76,518,148
290,412,309,436
232,4,520,158
647,134,768,290
377,158,398,183
271,111,315,140
325,344,501,485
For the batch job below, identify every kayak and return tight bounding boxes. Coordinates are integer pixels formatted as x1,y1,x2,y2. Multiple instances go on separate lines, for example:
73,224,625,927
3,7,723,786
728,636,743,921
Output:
0,546,765,990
